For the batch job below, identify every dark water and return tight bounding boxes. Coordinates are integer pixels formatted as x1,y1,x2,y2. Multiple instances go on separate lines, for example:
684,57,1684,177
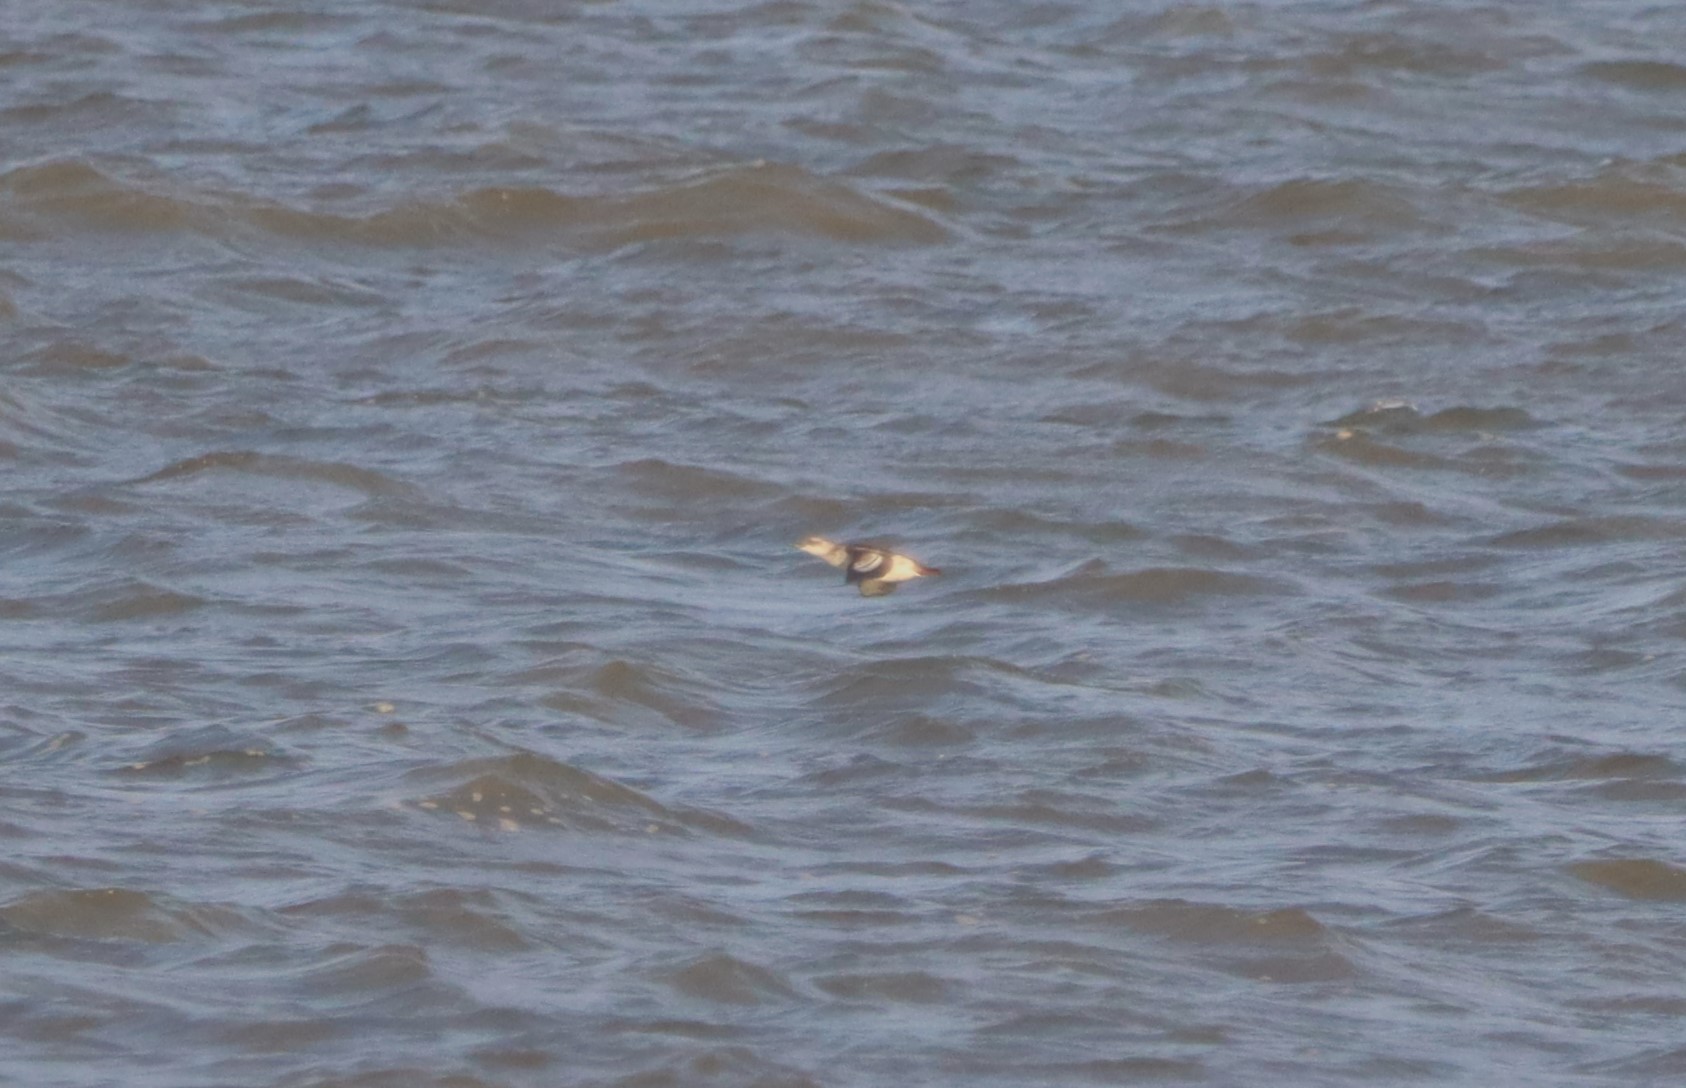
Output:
4,2,1686,1085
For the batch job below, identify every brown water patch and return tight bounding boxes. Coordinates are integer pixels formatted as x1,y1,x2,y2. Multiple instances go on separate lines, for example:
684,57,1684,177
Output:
1506,173,1686,227
1580,60,1686,92
23,339,130,371
613,457,782,502
263,163,948,250
1381,580,1501,604
1103,901,1329,943
1475,235,1686,271
983,563,1290,609
877,713,975,746
954,790,1155,834
1487,516,1683,549
1314,430,1456,469
282,888,530,954
1203,177,1425,233
89,582,206,623
1570,858,1686,901
0,887,219,943
1614,460,1686,481
663,951,802,1006
1324,401,1538,436
813,971,949,1003
1229,951,1359,983
610,1047,821,1088
591,162,950,246
0,158,193,233
1388,906,1543,945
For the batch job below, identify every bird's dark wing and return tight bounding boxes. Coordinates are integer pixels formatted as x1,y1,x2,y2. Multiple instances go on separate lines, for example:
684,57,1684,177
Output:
845,547,887,585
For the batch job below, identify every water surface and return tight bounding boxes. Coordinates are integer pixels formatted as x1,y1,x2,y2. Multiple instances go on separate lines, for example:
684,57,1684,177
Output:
3,2,1686,1085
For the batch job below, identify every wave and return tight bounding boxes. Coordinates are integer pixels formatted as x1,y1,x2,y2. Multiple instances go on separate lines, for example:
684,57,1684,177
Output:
0,887,241,943
406,750,752,837
0,157,948,249
1569,858,1686,901
115,723,289,777
133,450,424,500
1324,401,1539,435
977,561,1292,609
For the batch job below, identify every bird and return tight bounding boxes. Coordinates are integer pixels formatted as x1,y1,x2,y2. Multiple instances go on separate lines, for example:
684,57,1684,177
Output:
796,536,941,597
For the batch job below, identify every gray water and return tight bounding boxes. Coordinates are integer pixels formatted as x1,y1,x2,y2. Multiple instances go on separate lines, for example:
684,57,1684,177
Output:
4,2,1686,1085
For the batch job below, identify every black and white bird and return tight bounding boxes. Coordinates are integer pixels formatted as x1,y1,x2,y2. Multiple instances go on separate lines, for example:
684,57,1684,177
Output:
796,536,941,597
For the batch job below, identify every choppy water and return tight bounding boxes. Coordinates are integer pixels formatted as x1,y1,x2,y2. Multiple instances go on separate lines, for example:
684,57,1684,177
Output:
4,2,1686,1085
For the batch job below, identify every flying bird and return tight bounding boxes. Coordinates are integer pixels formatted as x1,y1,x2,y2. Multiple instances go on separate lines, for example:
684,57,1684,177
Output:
796,536,941,597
